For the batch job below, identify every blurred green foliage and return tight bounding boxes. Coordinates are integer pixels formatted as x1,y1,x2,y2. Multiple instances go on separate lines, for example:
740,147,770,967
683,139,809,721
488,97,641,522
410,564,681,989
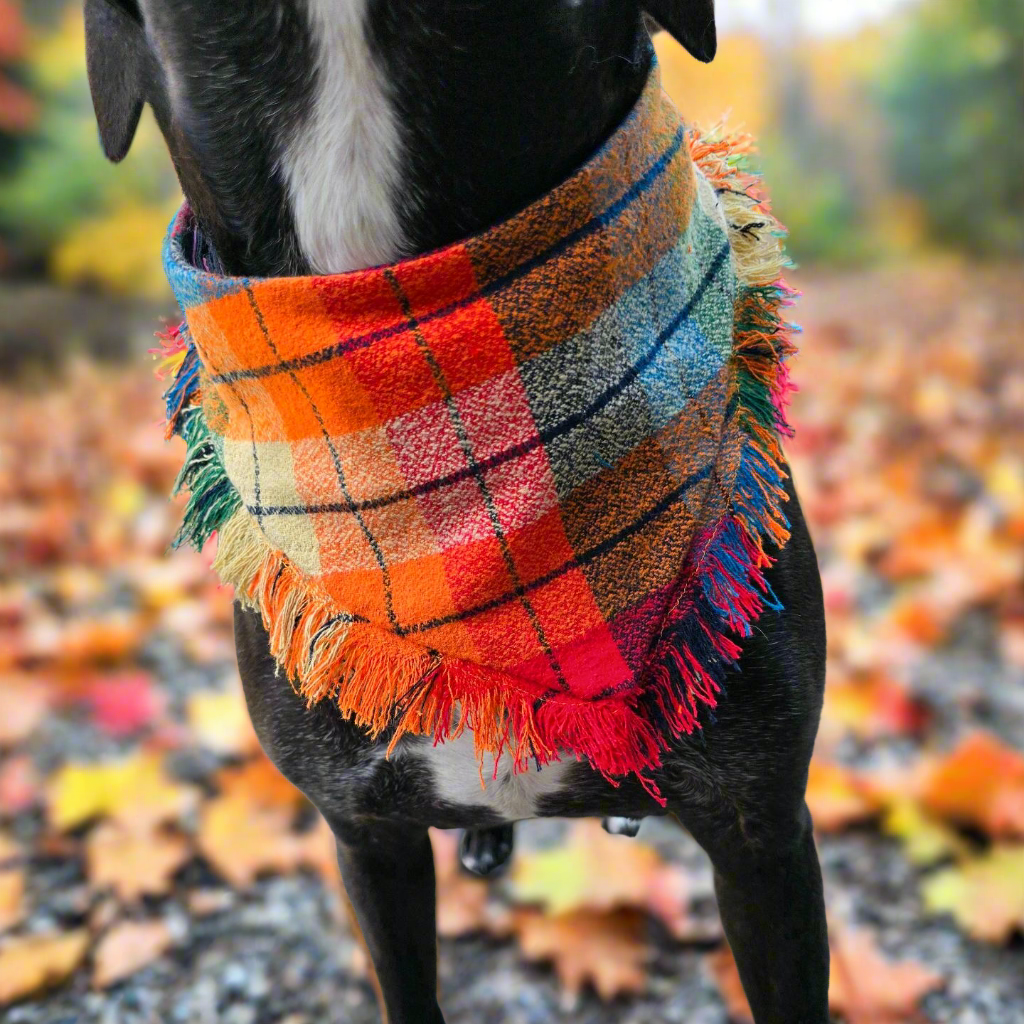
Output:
759,84,875,267
880,0,1024,257
0,11,177,275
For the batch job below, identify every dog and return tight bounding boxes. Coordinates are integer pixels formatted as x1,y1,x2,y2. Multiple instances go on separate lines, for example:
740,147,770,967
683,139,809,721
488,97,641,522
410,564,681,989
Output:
85,3,829,1021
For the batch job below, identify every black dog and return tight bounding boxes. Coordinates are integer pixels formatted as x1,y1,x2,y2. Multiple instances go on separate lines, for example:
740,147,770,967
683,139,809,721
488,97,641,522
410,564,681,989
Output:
85,2,828,1021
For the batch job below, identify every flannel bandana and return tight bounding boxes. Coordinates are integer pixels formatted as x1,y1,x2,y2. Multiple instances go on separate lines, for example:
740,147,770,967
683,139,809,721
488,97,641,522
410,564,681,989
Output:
160,67,797,799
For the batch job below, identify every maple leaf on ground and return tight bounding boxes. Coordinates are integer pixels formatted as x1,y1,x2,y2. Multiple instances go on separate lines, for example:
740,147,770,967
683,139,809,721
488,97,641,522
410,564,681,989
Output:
197,792,328,890
0,931,89,1006
829,926,944,1022
513,908,651,1005
708,924,944,1024
920,732,1024,838
430,829,510,939
92,919,174,989
217,756,305,812
922,845,1024,943
509,819,701,939
46,752,199,832
805,760,876,833
85,822,191,902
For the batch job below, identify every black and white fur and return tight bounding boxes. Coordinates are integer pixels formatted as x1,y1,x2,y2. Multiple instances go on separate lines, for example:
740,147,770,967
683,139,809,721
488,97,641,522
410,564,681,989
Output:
85,3,829,1021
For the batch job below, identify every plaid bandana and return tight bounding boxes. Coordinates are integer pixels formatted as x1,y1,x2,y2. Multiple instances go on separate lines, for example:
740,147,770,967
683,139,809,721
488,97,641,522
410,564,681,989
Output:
159,67,797,800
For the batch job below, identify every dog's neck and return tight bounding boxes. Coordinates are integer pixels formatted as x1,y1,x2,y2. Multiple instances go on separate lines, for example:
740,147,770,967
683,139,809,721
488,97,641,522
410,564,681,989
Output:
200,1,653,278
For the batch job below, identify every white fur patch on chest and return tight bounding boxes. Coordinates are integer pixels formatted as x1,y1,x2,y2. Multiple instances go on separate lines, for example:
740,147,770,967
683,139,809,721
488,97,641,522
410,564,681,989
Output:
407,731,574,822
282,0,406,274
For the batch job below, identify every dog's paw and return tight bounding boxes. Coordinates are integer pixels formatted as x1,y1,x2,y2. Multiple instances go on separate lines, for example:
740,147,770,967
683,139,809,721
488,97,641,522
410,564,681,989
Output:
602,816,641,837
459,824,514,878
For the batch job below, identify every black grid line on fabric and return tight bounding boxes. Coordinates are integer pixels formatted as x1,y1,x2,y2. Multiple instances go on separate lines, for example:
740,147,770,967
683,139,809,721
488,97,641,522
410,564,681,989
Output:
210,126,688,386
245,240,731,519
300,450,722,645
404,460,715,635
383,270,570,690
243,285,400,631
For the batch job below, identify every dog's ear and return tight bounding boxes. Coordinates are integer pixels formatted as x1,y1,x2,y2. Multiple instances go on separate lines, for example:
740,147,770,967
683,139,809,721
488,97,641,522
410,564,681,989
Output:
643,1,717,63
84,0,147,162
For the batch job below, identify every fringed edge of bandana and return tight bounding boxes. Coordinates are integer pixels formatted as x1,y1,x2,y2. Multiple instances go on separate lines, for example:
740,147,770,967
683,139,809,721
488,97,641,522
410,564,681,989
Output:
162,127,797,804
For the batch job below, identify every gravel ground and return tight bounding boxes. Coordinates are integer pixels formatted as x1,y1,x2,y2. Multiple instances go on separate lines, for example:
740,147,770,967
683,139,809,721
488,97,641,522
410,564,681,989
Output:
4,636,1023,1024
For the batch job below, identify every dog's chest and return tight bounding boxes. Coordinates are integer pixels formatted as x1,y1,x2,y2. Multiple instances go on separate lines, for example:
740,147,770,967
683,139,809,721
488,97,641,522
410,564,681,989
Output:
404,731,574,821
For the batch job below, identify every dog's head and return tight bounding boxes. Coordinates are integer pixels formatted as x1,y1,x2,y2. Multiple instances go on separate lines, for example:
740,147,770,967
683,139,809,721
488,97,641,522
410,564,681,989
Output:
85,1,716,277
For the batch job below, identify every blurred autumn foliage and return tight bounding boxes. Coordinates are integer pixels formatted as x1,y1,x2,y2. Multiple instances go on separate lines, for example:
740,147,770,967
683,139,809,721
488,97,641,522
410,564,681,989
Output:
0,0,1022,1020
1,264,1022,1018
0,1,177,294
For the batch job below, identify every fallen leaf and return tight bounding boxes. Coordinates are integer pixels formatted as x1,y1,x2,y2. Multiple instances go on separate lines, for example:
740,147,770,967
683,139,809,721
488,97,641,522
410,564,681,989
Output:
922,845,1024,943
0,674,50,747
509,819,694,936
0,869,25,933
85,822,191,901
186,687,259,756
881,798,969,867
217,756,304,812
513,908,651,1003
198,793,301,888
921,732,1024,838
430,830,510,939
829,925,944,1021
821,672,927,741
80,671,165,737
92,919,173,988
0,931,89,1005
805,761,876,832
47,752,199,832
708,924,944,1024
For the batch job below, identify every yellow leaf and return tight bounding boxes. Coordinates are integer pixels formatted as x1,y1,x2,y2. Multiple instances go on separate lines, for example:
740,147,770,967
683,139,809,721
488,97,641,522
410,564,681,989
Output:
510,819,661,917
0,931,89,1005
51,203,178,302
47,752,199,832
881,799,969,867
923,846,1024,943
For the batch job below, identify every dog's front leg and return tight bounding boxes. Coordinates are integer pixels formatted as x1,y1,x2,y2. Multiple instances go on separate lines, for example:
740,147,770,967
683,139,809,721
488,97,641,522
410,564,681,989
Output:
330,819,445,1024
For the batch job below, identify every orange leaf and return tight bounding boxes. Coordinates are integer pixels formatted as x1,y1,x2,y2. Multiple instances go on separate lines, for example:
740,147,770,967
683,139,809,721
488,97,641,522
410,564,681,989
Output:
85,822,191,901
805,761,876,832
513,908,651,1003
829,925,944,1021
921,732,1024,838
0,869,25,934
92,919,174,989
217,756,305,812
0,931,89,1005
197,792,325,889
